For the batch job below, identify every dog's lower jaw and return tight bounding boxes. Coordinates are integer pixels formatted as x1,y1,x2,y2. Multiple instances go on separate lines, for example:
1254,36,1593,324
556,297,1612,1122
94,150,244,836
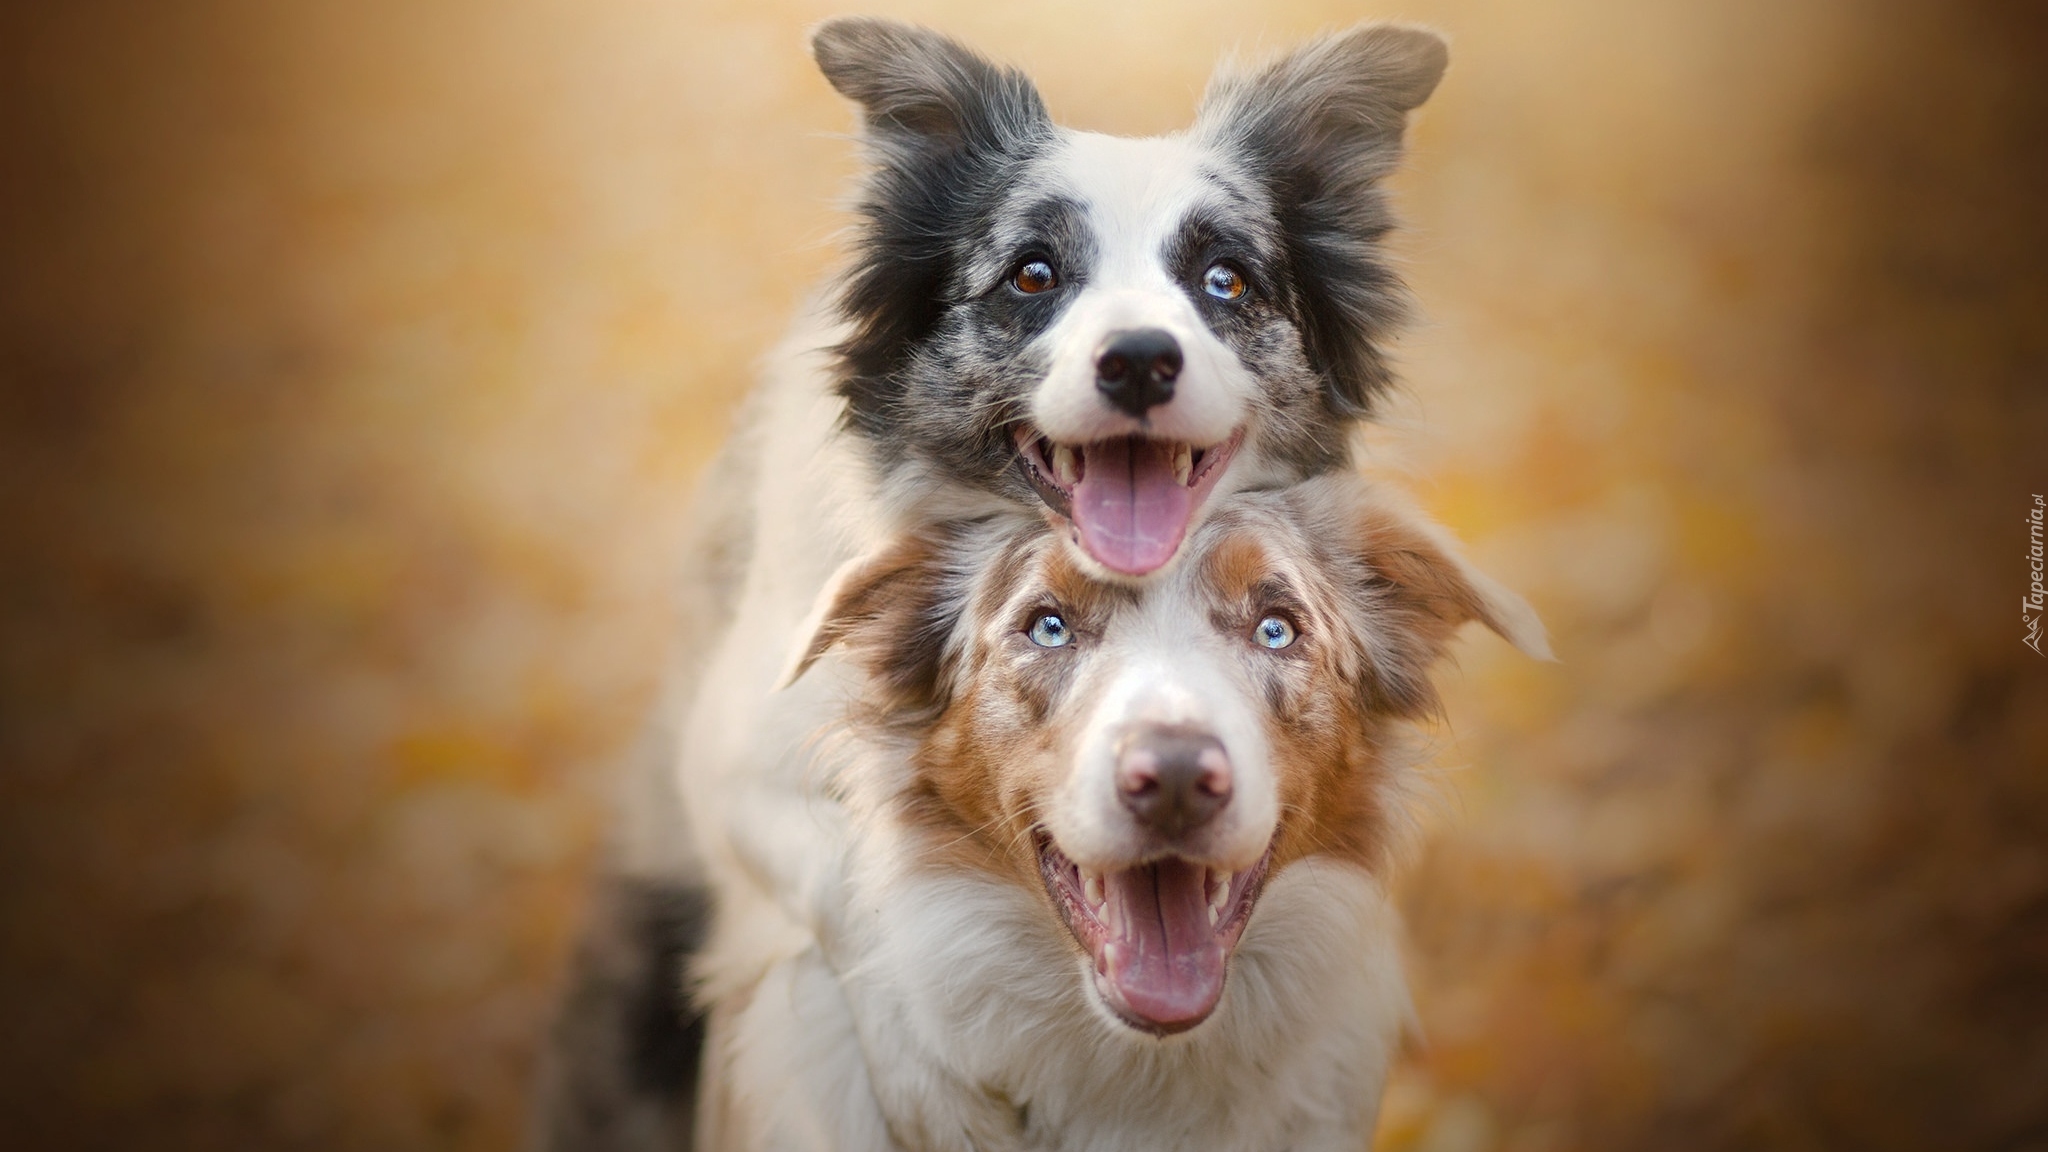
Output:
1035,831,1274,1036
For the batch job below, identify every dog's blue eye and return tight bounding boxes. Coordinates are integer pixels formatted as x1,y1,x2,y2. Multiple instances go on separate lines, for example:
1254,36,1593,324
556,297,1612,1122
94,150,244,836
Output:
1202,263,1246,301
1254,615,1296,649
1028,613,1072,648
1013,260,1059,295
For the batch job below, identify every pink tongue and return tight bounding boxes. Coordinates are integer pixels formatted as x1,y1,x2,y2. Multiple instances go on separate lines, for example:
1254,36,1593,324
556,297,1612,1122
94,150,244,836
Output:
1071,437,1192,576
1099,859,1226,1031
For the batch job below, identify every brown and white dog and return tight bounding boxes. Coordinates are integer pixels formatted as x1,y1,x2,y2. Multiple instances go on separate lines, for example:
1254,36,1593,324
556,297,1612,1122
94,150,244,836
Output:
681,475,1547,1150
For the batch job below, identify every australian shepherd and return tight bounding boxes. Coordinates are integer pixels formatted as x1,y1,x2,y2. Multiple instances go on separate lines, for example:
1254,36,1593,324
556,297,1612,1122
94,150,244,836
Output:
536,16,1543,1151
689,475,1547,1150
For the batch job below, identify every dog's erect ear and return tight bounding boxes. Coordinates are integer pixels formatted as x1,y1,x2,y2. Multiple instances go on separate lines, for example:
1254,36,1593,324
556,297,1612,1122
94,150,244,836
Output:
811,18,1052,442
1198,24,1447,154
810,17,1050,157
1195,24,1450,421
1318,480,1550,717
779,530,966,723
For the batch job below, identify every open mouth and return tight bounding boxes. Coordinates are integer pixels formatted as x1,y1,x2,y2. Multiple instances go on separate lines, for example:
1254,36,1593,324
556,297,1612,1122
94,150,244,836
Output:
1015,428,1244,576
1035,831,1272,1035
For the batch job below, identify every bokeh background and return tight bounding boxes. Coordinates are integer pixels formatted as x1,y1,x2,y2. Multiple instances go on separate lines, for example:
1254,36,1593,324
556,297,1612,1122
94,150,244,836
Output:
3,0,2044,1148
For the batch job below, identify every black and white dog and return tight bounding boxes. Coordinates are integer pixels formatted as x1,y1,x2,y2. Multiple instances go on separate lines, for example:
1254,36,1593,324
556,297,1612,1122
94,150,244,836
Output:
536,16,1471,1150
819,16,1447,576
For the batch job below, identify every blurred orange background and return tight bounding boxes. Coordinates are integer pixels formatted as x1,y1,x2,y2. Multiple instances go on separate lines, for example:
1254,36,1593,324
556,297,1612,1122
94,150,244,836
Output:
2,1,2044,1149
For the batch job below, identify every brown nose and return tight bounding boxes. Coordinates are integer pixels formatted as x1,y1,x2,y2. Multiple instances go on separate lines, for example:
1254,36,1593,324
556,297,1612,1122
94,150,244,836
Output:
1115,725,1233,840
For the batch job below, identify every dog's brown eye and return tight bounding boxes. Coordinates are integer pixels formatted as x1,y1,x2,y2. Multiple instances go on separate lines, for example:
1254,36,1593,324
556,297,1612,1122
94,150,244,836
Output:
1202,263,1246,301
1013,260,1058,295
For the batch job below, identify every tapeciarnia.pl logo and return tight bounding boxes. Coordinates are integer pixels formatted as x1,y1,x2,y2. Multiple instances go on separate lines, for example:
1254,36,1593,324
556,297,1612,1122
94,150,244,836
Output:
2027,494,2045,656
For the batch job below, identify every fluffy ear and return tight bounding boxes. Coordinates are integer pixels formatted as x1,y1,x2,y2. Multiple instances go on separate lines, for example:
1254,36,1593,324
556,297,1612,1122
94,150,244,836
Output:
1199,23,1447,150
809,18,1053,441
810,17,1050,159
1330,483,1551,716
778,531,966,723
1195,24,1450,420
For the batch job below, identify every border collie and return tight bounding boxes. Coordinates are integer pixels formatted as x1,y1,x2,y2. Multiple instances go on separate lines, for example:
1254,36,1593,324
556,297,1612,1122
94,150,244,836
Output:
698,475,1545,1148
817,16,1449,576
538,17,1472,1149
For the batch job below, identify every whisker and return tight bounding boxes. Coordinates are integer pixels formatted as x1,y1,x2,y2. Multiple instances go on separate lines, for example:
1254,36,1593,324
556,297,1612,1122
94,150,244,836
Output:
926,811,1010,857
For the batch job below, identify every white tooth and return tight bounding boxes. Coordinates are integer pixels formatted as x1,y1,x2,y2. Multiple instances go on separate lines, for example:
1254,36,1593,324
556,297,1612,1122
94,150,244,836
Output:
1052,444,1080,487
1208,870,1231,917
1103,942,1120,970
1172,443,1192,486
1083,870,1103,911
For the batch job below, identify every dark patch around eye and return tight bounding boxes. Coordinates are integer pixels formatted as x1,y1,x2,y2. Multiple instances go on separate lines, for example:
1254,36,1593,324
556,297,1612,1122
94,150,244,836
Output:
833,130,1056,445
1164,208,1280,316
840,172,1098,505
1164,194,1362,479
977,195,1094,300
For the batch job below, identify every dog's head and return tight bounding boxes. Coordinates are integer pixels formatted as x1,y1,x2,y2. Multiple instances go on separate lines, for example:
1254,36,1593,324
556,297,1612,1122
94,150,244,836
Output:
812,18,1448,577
790,476,1547,1036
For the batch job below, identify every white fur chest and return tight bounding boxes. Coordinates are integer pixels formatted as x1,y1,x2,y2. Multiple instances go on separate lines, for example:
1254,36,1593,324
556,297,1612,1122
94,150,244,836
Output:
826,829,1412,1152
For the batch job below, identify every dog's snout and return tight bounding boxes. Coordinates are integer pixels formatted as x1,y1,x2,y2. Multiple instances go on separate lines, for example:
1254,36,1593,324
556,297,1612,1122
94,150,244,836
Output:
1095,328,1182,417
1115,724,1232,840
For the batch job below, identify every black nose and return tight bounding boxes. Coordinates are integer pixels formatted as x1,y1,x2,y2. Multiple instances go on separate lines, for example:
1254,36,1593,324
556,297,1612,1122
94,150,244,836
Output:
1095,328,1182,417
1115,724,1233,841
